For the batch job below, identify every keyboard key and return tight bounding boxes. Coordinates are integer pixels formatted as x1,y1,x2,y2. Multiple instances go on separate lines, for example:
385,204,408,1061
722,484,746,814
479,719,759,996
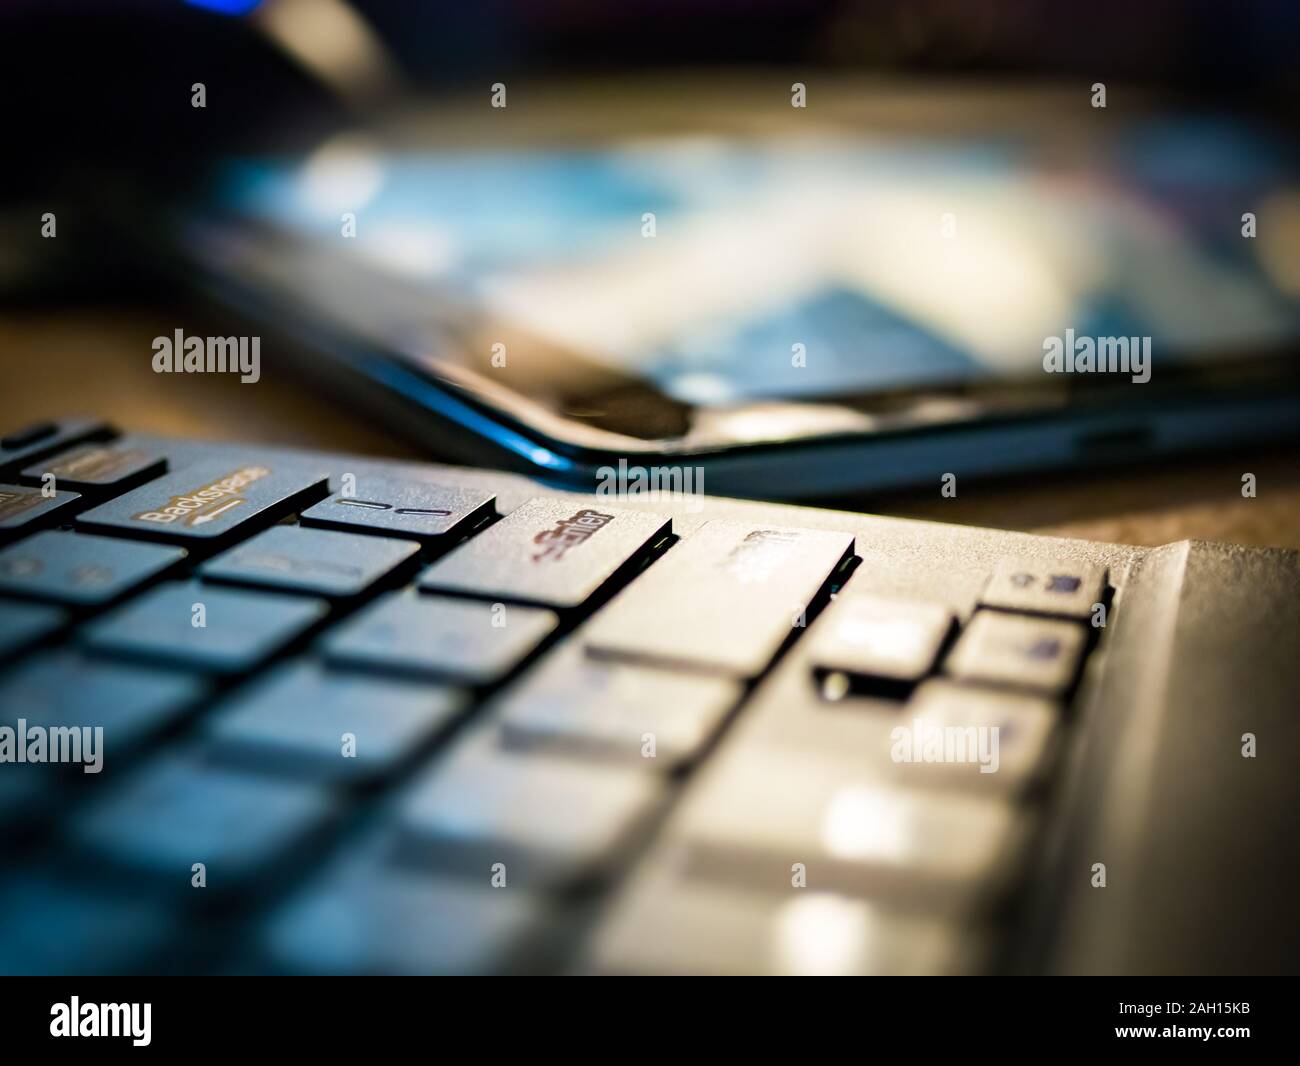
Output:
0,652,205,763
265,860,543,974
82,580,328,674
586,869,979,976
207,662,464,784
396,742,663,888
0,600,66,657
0,418,110,476
498,646,741,769
199,525,420,598
20,442,166,495
895,680,1060,795
0,420,59,450
0,483,80,534
300,477,496,544
76,458,329,547
0,530,186,606
0,874,172,974
669,748,1024,915
325,592,556,684
945,611,1087,695
980,558,1107,620
419,498,670,609
808,594,953,686
585,521,855,677
68,754,337,885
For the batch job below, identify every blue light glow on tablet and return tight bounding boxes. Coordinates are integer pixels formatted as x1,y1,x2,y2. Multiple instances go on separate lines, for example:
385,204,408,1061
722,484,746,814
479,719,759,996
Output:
184,0,263,16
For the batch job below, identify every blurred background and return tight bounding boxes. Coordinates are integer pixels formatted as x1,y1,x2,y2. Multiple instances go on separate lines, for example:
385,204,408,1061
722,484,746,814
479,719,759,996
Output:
2,0,1300,545
4,0,1299,295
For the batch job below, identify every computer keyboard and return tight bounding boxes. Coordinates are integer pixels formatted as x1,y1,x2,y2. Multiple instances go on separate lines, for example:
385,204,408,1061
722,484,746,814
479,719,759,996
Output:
1,419,1296,975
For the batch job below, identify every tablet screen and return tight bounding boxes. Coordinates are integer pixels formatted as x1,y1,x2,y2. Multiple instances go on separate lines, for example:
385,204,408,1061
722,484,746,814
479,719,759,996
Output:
205,116,1300,422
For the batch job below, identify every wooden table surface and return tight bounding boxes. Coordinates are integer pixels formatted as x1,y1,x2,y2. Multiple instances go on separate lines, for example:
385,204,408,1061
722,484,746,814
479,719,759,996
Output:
4,307,1298,550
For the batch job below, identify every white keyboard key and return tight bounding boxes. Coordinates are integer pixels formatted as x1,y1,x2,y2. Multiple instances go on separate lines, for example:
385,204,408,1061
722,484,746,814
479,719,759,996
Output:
945,611,1087,695
981,558,1107,620
586,521,854,677
585,868,980,975
808,594,953,684
894,679,1060,795
497,647,741,770
670,749,1025,915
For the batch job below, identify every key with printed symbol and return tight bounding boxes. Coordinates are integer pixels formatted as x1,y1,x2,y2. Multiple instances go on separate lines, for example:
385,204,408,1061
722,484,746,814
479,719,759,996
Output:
300,478,496,544
76,458,329,548
944,611,1087,695
199,525,420,598
980,559,1107,620
585,520,855,677
0,483,81,536
0,530,186,606
419,498,671,609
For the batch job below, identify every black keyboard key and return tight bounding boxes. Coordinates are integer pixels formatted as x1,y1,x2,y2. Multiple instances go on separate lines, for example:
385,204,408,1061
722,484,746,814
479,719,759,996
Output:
0,483,80,535
207,662,464,784
76,458,329,547
267,857,543,972
20,442,167,495
585,520,855,677
199,525,420,598
300,477,496,544
0,600,66,658
0,530,186,606
0,874,172,974
0,418,110,476
419,498,671,609
67,754,337,885
325,592,557,684
82,580,328,674
265,859,543,975
0,421,58,450
0,652,205,763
